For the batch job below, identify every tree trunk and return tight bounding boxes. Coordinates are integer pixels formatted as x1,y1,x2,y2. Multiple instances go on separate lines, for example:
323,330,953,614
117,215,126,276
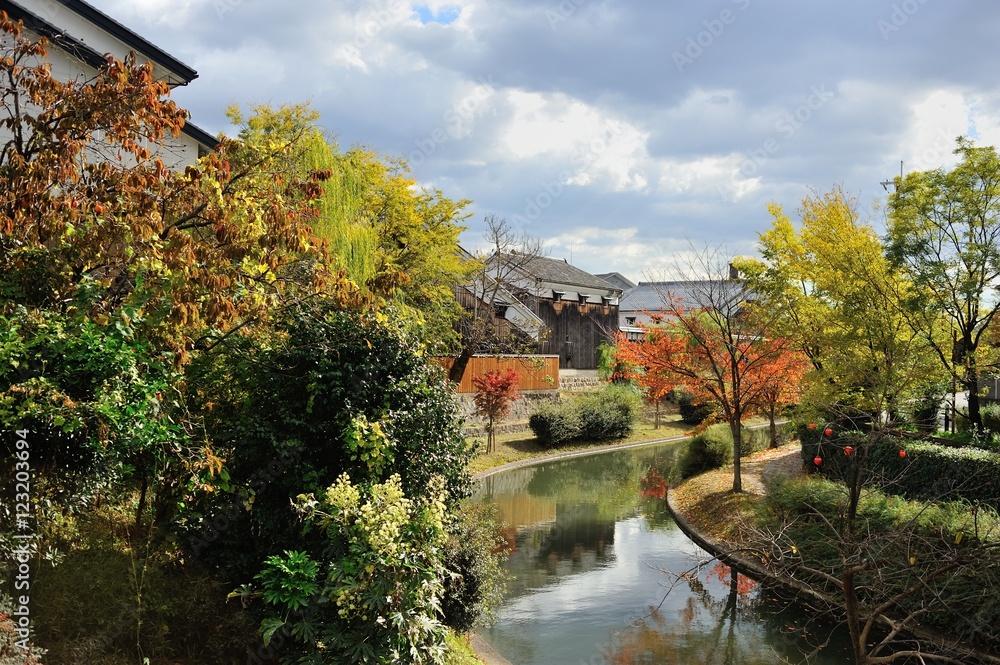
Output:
768,406,778,448
730,417,743,493
843,568,869,665
449,347,474,384
966,376,982,431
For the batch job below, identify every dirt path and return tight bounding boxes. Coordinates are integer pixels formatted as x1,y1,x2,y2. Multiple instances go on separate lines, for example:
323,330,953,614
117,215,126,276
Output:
669,442,803,542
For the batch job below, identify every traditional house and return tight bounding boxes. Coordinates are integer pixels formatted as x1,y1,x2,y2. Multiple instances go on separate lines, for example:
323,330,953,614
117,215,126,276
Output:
619,279,753,333
503,255,623,370
1,0,216,166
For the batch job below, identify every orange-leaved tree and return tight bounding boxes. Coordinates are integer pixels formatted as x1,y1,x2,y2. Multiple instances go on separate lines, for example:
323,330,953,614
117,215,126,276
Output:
471,368,521,454
750,344,809,447
614,333,678,429
617,250,793,492
0,14,359,359
0,13,361,524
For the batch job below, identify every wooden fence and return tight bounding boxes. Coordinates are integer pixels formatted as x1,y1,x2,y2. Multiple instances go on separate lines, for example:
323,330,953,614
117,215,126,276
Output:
435,355,560,393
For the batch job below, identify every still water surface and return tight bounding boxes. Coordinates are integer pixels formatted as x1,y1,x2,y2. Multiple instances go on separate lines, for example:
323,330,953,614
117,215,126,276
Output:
474,442,856,665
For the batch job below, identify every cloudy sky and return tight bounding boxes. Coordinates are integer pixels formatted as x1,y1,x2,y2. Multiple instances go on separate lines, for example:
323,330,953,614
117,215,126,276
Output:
82,0,1000,283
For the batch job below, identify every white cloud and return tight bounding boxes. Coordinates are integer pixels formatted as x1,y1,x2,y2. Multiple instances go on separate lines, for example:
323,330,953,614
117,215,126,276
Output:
900,89,970,171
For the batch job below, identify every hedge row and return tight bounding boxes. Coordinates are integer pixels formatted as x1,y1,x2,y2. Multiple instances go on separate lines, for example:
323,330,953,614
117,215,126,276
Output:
800,428,1000,508
528,385,641,448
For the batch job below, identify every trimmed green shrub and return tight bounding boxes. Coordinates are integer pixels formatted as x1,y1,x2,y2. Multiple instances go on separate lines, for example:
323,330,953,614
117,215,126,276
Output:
677,391,717,425
676,424,732,479
740,426,770,457
528,385,640,447
675,424,776,480
529,402,580,448
801,429,1000,509
576,384,641,440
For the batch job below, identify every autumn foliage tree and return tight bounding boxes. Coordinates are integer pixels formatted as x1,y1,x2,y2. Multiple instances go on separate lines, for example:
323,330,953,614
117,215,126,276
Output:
471,368,521,454
615,249,798,492
0,14,360,525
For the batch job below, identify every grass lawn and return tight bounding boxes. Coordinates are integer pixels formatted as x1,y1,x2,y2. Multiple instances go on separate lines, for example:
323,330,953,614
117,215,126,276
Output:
467,413,694,475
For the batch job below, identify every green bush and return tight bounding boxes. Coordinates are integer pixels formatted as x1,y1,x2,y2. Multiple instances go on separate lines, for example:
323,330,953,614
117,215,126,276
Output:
529,385,640,447
676,424,733,479
677,391,717,425
529,402,580,448
440,503,509,633
981,403,1000,442
675,424,774,480
181,303,472,584
576,384,641,440
255,474,450,664
800,430,1000,509
740,426,770,457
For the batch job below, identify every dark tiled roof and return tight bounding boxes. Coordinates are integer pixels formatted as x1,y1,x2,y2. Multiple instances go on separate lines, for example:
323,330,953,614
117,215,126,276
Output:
519,255,621,293
620,281,746,312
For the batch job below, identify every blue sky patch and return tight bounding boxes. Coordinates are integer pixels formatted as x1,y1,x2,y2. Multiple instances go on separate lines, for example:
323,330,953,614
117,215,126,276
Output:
413,4,461,25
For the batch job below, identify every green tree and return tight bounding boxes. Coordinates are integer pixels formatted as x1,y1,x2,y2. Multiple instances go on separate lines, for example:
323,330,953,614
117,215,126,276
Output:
740,187,942,426
887,138,1000,431
228,104,477,354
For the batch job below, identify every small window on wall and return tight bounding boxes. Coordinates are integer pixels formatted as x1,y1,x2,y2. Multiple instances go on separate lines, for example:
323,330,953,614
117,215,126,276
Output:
579,293,592,303
552,291,565,302
625,317,636,326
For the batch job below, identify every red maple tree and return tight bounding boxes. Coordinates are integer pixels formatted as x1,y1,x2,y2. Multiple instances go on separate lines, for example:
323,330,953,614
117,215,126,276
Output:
471,368,521,454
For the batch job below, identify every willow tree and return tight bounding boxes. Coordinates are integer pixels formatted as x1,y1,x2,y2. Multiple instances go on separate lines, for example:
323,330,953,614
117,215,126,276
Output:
887,138,1000,431
229,104,476,353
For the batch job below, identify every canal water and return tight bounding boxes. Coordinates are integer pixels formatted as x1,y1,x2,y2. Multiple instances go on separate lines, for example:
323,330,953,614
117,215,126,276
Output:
473,441,857,665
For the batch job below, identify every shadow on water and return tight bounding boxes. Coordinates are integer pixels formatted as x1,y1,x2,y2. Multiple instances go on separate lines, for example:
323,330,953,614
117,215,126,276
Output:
473,441,857,665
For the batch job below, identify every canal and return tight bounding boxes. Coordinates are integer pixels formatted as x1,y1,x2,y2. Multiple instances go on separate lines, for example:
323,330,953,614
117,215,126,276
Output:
473,441,857,665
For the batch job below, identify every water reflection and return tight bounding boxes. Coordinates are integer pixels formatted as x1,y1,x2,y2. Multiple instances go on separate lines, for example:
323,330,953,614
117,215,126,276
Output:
474,442,855,665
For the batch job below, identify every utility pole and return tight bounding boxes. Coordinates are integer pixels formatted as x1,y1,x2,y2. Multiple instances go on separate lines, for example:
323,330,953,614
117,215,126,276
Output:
880,160,904,192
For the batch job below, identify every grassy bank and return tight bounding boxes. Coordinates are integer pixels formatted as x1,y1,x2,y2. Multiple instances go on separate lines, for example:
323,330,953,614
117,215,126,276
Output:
467,417,692,475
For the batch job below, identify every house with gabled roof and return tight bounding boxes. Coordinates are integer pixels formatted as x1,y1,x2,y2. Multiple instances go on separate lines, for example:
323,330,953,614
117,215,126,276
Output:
1,0,216,167
619,279,754,337
501,255,623,370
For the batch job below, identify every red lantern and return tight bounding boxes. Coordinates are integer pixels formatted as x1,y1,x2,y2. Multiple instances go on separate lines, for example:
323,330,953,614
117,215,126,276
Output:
824,428,833,437
813,456,823,466
808,423,816,430
844,446,853,456
899,450,906,459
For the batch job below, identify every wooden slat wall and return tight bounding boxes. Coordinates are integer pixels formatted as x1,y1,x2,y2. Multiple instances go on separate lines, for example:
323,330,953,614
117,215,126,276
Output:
436,355,560,393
